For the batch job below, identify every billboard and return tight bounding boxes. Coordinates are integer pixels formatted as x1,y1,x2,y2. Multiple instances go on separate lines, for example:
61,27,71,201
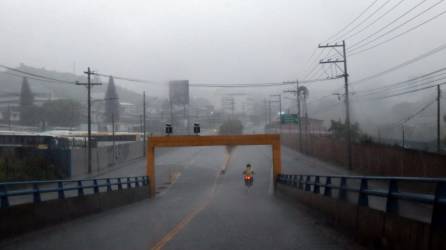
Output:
169,80,189,105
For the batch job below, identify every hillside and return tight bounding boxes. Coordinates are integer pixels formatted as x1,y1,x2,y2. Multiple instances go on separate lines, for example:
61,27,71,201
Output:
0,64,142,105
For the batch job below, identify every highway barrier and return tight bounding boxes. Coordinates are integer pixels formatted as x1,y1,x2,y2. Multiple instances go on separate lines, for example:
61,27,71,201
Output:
277,174,446,250
0,176,150,240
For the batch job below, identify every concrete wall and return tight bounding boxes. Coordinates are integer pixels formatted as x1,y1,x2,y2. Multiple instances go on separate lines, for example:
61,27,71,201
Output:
0,186,149,241
277,185,446,250
281,134,446,177
70,141,144,177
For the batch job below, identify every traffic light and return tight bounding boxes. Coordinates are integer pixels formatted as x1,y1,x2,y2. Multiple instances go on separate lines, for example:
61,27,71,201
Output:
165,124,173,135
193,123,200,135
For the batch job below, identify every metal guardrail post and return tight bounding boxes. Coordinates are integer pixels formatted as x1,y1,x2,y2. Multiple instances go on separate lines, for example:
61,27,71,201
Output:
358,179,369,207
93,179,99,194
293,175,298,188
386,179,399,214
135,177,140,187
32,183,41,203
304,176,312,192
339,177,347,201
127,177,131,188
0,185,9,208
324,177,332,197
117,178,123,190
432,181,446,228
57,181,65,200
298,175,304,190
106,178,112,192
314,176,320,194
77,180,84,196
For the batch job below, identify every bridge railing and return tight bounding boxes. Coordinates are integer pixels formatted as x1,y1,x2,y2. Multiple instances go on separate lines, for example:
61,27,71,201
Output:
0,176,149,208
277,174,446,227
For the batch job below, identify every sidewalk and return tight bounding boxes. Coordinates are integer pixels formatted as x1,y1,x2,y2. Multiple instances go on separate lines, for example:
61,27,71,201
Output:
281,145,356,176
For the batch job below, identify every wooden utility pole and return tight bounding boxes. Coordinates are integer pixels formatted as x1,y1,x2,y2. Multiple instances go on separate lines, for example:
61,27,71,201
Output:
437,85,442,153
76,67,101,174
319,40,352,169
112,113,116,163
284,80,302,150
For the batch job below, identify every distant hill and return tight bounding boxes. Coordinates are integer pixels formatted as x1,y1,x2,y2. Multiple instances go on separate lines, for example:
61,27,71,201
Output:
0,64,142,105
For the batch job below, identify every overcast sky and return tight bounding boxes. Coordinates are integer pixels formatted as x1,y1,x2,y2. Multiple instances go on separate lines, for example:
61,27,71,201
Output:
1,0,446,104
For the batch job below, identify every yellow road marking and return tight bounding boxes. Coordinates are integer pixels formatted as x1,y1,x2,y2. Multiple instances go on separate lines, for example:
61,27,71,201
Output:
150,151,231,250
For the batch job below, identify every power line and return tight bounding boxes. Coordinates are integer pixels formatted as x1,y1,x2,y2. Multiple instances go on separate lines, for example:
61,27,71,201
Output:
0,64,76,84
343,0,407,41
332,0,393,42
351,43,446,85
350,7,446,56
355,67,446,96
93,72,156,84
400,98,436,124
368,81,446,100
322,0,379,44
348,0,428,50
190,76,342,88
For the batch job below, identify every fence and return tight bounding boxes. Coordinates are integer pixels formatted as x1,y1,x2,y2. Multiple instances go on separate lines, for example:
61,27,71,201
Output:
281,134,446,177
0,175,149,208
277,174,446,226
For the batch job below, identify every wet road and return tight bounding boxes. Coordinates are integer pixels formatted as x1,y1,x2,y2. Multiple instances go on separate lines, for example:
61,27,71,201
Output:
1,146,362,250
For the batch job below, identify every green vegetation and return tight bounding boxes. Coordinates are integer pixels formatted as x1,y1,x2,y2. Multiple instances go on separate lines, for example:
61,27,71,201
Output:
104,76,120,123
0,156,60,181
328,120,373,143
219,119,244,135
42,99,81,127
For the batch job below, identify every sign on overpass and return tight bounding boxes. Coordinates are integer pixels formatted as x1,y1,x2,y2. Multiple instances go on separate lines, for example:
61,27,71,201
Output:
280,114,299,124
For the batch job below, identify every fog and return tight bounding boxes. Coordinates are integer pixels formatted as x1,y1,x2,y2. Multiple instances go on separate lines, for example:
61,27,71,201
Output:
1,0,446,144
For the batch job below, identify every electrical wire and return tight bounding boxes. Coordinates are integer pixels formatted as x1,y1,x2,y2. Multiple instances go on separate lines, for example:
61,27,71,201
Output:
332,0,392,42
354,67,446,96
348,0,428,50
351,43,446,85
322,0,379,44
343,0,407,41
350,7,446,56
368,81,446,100
0,64,76,84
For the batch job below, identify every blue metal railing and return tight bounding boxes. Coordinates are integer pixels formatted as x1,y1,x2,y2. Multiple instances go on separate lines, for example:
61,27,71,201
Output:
0,176,149,208
277,174,446,227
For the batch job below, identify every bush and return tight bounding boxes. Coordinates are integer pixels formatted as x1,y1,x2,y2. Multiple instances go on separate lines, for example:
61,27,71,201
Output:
219,119,243,135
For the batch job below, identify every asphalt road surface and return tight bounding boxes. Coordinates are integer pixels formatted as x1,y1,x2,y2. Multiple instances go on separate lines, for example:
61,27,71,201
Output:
1,146,363,250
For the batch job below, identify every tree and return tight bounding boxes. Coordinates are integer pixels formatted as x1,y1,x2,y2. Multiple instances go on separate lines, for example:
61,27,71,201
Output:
42,99,81,127
19,77,39,125
219,119,244,135
328,120,360,142
19,77,34,107
104,76,120,123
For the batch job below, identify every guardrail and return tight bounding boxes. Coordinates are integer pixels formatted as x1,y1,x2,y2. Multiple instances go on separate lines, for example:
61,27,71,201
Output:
0,176,149,208
277,174,446,227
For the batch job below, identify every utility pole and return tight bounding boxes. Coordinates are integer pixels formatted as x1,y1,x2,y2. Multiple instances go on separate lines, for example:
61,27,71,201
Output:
268,100,272,125
437,85,442,153
7,105,11,131
143,91,146,156
112,113,115,163
319,40,352,170
76,67,101,174
402,125,405,148
270,94,282,133
284,80,302,150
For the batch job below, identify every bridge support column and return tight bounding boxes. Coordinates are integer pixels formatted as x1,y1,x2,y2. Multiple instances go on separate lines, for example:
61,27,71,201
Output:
272,142,281,184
